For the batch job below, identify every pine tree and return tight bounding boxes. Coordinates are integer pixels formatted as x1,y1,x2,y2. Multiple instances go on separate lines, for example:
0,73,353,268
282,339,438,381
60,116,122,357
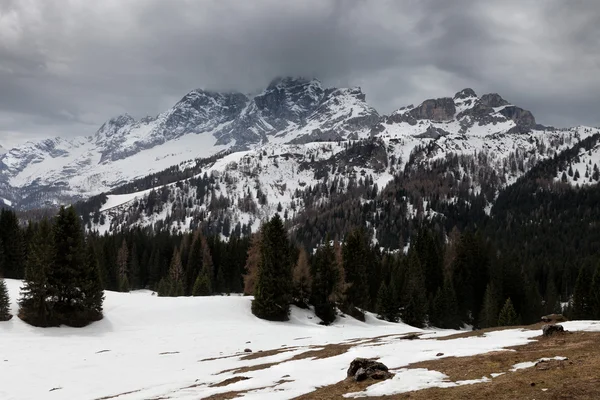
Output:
497,298,519,326
251,215,293,321
311,239,339,324
479,283,501,328
192,271,212,296
200,235,214,293
160,249,184,297
572,266,592,319
0,209,25,279
342,228,370,310
129,243,141,289
116,240,130,292
81,240,104,318
0,278,11,321
19,219,54,326
401,250,428,328
243,232,261,295
591,263,600,319
292,247,312,308
186,231,203,294
50,207,87,314
429,278,461,329
376,281,399,322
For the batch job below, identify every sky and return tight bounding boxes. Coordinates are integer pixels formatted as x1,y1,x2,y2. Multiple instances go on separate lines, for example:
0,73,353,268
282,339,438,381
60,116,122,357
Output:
1,0,599,148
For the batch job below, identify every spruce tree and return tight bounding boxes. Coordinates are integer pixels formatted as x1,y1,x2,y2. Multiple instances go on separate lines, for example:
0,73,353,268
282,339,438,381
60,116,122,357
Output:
591,263,600,319
243,232,261,295
19,218,54,326
401,250,428,328
81,240,104,318
497,298,519,326
116,240,130,292
51,206,103,326
342,228,370,311
200,235,214,292
429,278,461,329
376,281,399,322
311,239,338,324
0,278,11,321
160,249,184,296
293,247,312,308
479,283,501,328
572,266,592,319
251,215,293,321
192,272,212,296
186,232,203,294
0,209,25,279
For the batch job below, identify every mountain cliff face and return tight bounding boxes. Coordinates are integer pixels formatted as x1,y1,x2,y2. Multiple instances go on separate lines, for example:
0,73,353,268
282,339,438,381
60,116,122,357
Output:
0,79,596,215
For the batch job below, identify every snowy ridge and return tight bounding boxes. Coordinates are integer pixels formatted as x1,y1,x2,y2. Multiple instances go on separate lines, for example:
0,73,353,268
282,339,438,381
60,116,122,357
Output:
3,279,600,400
93,126,599,235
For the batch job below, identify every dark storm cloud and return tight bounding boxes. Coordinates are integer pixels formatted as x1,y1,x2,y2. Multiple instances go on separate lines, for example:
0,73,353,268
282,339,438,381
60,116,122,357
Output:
0,0,599,147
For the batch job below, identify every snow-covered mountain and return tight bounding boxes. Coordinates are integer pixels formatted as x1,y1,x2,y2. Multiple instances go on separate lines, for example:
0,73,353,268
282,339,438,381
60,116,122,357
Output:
0,78,598,213
0,78,380,209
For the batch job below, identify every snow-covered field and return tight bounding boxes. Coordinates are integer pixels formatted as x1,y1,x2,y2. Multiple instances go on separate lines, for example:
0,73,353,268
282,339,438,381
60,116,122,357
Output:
2,279,599,400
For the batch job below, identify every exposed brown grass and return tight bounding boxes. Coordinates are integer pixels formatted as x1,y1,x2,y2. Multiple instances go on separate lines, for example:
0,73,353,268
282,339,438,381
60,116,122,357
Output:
292,329,600,400
208,376,251,388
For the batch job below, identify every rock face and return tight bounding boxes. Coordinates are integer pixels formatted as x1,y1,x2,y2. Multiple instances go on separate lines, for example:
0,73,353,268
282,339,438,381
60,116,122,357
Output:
410,98,456,122
542,324,565,337
347,358,393,382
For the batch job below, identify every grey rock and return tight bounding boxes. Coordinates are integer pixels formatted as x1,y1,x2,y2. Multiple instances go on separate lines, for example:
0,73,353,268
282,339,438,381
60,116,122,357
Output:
347,357,393,382
542,324,565,337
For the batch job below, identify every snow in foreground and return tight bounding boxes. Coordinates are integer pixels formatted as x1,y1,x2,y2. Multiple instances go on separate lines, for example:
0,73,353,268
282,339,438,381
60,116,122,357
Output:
1,279,600,400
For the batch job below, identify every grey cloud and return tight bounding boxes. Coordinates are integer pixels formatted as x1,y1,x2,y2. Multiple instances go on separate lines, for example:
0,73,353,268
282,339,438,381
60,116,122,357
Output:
0,0,599,147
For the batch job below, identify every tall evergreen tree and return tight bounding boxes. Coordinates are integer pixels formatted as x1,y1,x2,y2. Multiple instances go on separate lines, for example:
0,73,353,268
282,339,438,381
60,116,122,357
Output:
591,263,600,319
292,247,312,308
376,281,399,322
243,232,261,295
159,249,185,297
0,209,25,279
0,278,11,321
116,240,130,292
497,298,519,326
479,283,501,328
251,215,293,321
342,228,370,310
311,239,339,324
572,266,593,319
19,218,54,326
401,250,428,328
186,231,203,294
81,240,104,318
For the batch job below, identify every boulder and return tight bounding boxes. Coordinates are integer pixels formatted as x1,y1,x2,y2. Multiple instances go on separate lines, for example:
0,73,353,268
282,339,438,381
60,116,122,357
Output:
541,314,566,323
542,324,565,337
347,358,393,382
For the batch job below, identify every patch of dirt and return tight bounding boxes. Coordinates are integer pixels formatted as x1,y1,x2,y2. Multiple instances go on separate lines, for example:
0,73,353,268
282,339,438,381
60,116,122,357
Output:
219,343,354,375
94,390,141,400
208,376,251,388
292,329,600,400
158,351,180,355
202,385,278,400
239,347,299,361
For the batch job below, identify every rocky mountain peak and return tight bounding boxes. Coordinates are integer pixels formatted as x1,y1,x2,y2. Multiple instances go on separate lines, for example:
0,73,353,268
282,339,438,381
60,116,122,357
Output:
479,93,509,108
454,88,477,100
95,114,136,139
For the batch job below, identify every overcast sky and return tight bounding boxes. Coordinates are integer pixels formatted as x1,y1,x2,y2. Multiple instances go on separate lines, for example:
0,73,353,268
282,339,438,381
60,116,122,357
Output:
1,0,599,147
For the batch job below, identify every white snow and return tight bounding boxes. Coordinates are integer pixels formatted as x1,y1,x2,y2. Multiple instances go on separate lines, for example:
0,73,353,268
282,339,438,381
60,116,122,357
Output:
3,279,600,400
510,356,568,372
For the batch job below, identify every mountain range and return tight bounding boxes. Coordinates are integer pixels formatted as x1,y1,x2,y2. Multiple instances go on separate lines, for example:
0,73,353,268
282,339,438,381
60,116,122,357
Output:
1,77,599,242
